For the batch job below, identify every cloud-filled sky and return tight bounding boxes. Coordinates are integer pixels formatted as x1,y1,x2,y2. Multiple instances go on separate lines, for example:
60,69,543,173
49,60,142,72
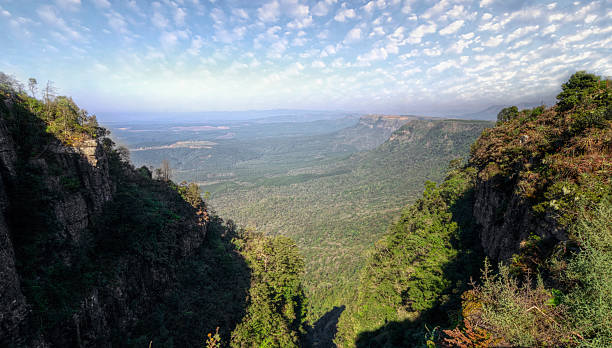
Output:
0,0,610,115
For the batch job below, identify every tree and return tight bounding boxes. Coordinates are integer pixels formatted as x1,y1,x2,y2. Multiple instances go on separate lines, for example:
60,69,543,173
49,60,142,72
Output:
160,159,172,182
44,80,57,104
28,78,38,98
556,71,600,112
496,106,519,124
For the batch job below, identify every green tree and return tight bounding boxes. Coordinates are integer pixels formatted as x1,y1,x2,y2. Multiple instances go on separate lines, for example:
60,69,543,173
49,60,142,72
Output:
231,234,307,348
496,106,518,124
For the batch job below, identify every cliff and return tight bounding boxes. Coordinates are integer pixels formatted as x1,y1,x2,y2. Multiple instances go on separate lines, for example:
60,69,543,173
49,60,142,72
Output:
333,115,422,150
336,72,612,347
0,86,249,347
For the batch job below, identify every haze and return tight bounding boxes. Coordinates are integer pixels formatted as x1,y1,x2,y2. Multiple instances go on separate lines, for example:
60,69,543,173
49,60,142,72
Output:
1,0,610,117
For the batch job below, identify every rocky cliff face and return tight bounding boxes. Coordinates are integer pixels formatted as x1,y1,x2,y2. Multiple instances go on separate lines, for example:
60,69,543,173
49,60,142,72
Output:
334,115,420,150
0,101,210,346
472,172,566,261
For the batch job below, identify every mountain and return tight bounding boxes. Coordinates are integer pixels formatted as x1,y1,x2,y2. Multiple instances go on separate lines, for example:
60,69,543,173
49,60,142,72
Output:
335,72,612,347
0,77,307,347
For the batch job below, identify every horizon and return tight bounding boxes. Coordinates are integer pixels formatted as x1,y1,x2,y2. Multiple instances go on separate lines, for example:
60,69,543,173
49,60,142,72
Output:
1,0,610,117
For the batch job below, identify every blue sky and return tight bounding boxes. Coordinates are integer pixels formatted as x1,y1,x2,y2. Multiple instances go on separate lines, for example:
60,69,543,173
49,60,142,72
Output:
0,0,610,115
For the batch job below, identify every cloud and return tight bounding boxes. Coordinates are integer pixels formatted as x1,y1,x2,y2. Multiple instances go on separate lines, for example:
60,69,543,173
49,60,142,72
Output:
357,47,388,63
406,22,436,44
505,25,538,42
312,60,326,68
312,0,337,16
258,1,281,22
422,0,449,19
343,27,361,43
480,0,494,7
482,34,503,47
174,7,187,26
160,31,178,50
186,35,204,55
55,0,80,11
429,59,458,73
287,15,313,29
37,5,82,40
439,20,464,35
334,6,356,22
92,0,110,9
232,8,249,20
106,10,129,34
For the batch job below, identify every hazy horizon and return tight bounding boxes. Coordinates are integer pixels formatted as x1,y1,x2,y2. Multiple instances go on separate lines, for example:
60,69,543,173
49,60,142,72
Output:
1,0,610,117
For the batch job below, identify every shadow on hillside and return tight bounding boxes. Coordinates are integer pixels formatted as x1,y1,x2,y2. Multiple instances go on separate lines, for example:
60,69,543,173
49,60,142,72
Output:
353,186,484,347
1,92,252,346
305,305,346,348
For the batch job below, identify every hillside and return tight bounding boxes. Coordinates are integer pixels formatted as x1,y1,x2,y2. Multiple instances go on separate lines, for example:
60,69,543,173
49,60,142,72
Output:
206,118,492,319
336,72,611,347
0,75,307,347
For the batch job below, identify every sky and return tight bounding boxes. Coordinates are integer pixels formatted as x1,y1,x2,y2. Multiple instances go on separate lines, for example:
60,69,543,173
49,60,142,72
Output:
0,0,610,116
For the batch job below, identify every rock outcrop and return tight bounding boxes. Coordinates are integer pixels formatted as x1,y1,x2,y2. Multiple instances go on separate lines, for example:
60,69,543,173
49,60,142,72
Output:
0,101,210,346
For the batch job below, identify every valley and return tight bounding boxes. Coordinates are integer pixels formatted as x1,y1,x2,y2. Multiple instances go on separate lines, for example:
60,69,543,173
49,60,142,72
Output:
106,114,492,319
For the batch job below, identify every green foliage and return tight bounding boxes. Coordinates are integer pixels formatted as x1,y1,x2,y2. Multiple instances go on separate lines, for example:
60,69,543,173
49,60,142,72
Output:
496,106,519,124
557,71,602,112
231,233,308,348
335,165,483,347
562,199,612,347
460,199,612,347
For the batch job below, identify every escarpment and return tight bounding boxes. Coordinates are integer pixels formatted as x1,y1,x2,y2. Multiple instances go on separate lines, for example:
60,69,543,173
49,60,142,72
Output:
0,88,247,347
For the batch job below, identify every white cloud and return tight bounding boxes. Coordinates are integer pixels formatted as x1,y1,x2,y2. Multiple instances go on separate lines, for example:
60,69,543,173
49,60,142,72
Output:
312,0,337,16
506,25,538,42
406,22,436,44
481,13,493,21
480,0,494,8
174,7,187,26
357,47,388,63
482,34,503,47
186,35,204,55
287,15,313,29
37,5,82,40
439,20,464,35
371,26,385,36
267,39,288,58
343,27,362,43
542,24,558,35
232,8,249,20
258,1,281,22
429,59,458,73
312,60,326,68
160,31,178,50
334,7,356,22
93,0,111,9
106,10,129,34
55,0,80,11
422,0,449,19
0,6,10,17
423,47,441,56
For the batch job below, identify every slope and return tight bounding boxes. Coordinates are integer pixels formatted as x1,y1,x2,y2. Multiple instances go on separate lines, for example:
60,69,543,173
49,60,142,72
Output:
336,72,611,347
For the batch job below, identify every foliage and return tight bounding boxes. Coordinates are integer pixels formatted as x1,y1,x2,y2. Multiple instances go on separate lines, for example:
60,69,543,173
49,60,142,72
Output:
444,72,612,347
335,165,483,347
496,106,519,124
206,327,222,348
231,233,308,348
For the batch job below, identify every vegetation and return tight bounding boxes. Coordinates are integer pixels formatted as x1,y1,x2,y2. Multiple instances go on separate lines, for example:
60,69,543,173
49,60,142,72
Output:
334,72,611,347
335,164,482,347
231,233,308,347
0,74,307,347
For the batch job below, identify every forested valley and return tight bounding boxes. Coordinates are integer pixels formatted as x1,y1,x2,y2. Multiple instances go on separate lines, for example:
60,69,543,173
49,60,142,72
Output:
0,71,610,348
